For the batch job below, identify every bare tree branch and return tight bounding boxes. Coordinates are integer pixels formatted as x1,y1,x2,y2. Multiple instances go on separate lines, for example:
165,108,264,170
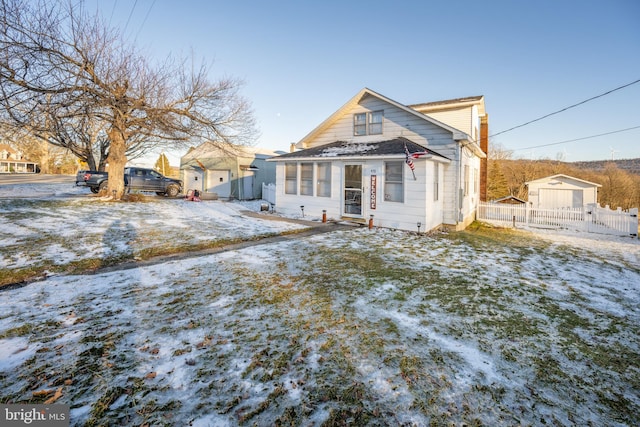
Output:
0,0,257,198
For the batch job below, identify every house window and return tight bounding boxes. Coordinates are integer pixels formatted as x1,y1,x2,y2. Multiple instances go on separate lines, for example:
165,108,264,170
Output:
317,162,331,197
474,168,479,194
300,163,313,196
369,111,383,134
353,110,383,136
285,163,297,194
384,161,403,203
464,165,470,196
354,113,367,136
434,162,439,201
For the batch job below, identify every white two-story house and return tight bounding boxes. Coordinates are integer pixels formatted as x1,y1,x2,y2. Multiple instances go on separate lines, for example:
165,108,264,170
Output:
268,88,488,232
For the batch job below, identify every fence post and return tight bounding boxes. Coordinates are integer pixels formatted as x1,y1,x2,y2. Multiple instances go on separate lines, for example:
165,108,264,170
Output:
525,203,530,225
630,208,638,237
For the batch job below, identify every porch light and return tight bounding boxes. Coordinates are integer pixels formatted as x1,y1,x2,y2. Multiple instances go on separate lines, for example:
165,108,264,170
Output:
417,222,422,233
300,205,305,217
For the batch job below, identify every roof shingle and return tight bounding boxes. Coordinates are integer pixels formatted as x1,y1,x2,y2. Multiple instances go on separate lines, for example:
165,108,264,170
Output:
273,137,449,160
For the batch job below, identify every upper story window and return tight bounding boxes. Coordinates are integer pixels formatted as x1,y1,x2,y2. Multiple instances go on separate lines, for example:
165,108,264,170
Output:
353,110,383,136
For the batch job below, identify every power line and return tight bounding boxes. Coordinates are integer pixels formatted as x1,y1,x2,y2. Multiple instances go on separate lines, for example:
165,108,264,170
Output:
123,0,139,33
490,78,640,137
135,0,157,42
512,125,640,151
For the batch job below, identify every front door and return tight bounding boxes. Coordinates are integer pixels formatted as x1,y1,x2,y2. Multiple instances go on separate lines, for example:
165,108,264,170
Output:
343,164,363,217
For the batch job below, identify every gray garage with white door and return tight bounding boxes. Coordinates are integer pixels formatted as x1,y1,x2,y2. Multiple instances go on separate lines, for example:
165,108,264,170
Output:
525,174,601,209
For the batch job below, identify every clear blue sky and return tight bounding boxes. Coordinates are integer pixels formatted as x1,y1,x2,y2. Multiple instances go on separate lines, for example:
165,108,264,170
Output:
87,0,640,162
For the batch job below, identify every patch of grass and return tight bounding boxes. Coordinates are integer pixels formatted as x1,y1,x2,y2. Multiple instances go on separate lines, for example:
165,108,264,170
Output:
0,323,35,339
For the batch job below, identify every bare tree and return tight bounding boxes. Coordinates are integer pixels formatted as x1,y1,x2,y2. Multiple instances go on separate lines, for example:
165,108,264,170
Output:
0,0,256,198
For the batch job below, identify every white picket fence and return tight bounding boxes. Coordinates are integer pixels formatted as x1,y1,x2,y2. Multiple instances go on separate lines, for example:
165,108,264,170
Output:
262,182,276,205
477,202,638,237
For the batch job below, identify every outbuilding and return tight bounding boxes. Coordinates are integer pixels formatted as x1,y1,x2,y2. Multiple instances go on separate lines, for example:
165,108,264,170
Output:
525,174,601,209
180,142,279,200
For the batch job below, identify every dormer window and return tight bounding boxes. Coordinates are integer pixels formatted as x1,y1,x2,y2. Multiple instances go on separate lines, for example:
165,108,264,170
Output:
353,110,383,136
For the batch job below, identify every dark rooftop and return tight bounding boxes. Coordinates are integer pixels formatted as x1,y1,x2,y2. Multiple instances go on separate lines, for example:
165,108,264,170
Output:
274,137,449,160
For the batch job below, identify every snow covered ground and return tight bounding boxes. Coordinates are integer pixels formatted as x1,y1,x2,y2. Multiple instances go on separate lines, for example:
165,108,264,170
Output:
1,182,639,426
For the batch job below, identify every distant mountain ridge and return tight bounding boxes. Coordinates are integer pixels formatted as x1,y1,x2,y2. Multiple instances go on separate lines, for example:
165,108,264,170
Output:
572,158,640,175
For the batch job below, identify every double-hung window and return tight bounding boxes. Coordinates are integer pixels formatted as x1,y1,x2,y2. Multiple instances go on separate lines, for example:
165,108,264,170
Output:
464,165,470,196
353,110,383,136
300,163,313,196
384,161,403,203
368,111,383,134
354,113,367,136
285,163,297,194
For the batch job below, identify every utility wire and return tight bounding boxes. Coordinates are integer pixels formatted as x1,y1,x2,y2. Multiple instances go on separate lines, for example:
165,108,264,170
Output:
513,125,640,151
490,78,640,137
123,0,139,33
135,0,157,42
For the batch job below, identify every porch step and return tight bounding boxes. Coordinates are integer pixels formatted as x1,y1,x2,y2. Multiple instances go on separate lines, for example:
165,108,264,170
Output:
339,217,367,226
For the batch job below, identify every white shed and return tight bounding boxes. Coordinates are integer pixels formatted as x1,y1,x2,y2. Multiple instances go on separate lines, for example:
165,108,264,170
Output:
526,174,601,209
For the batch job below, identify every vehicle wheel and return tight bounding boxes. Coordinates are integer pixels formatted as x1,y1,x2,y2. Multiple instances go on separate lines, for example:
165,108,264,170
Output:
165,185,180,198
155,192,164,196
90,187,100,194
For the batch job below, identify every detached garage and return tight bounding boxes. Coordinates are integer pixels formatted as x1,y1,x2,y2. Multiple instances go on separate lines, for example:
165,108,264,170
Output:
526,174,601,209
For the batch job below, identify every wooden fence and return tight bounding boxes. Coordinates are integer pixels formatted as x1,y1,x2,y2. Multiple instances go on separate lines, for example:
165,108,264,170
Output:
477,202,638,237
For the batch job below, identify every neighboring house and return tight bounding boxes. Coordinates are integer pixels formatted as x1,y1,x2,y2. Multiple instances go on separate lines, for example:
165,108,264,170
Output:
492,195,526,204
179,142,279,200
268,88,488,232
0,143,38,173
526,174,601,209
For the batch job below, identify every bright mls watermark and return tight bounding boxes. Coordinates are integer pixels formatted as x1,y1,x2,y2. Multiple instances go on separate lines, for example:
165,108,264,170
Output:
1,405,69,426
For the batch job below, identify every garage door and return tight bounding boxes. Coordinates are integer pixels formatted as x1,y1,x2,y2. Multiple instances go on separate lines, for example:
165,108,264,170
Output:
206,170,231,198
539,189,583,209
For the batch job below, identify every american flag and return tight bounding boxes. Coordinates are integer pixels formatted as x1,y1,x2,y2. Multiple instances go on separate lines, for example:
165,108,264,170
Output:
408,150,429,159
404,145,415,171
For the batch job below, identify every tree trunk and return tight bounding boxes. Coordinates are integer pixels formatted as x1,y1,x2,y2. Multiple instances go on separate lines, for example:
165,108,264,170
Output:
107,127,127,200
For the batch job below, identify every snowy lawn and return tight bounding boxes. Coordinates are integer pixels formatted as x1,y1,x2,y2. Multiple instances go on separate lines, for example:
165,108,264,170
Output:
0,185,639,426
0,189,308,286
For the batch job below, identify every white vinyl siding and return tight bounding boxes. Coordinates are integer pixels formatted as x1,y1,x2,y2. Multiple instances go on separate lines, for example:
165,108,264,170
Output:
434,162,439,201
309,98,451,148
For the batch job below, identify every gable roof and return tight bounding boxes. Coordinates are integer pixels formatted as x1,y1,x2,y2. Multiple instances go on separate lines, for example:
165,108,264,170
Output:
271,137,450,162
297,88,470,149
181,141,279,161
525,174,602,187
409,95,486,116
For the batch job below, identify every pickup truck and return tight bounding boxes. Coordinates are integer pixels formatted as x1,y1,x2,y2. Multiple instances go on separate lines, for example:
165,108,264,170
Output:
83,167,183,197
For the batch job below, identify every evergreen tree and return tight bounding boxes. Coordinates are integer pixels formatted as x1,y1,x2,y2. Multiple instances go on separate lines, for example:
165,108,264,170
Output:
155,153,171,176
